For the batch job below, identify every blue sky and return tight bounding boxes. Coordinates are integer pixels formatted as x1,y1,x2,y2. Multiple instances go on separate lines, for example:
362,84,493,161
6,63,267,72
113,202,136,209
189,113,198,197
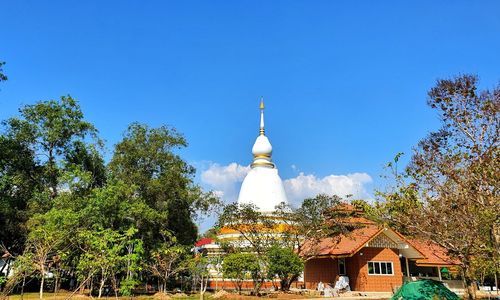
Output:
1,1,500,228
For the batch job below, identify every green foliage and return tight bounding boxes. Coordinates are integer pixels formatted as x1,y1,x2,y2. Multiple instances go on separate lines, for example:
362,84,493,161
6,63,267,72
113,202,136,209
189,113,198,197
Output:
149,232,190,293
109,123,219,245
119,278,138,296
0,61,7,82
218,203,277,255
188,255,211,297
266,245,303,291
0,97,220,297
0,96,100,257
0,135,42,254
217,194,358,294
377,74,500,300
65,141,106,189
3,96,98,197
222,252,260,293
274,194,360,256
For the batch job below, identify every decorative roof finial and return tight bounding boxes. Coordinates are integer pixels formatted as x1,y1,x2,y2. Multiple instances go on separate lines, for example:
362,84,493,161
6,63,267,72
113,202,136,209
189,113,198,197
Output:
260,97,265,135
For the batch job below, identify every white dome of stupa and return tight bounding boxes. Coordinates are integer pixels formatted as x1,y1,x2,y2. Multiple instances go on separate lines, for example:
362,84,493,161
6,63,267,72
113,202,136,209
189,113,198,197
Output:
252,135,272,157
237,99,288,212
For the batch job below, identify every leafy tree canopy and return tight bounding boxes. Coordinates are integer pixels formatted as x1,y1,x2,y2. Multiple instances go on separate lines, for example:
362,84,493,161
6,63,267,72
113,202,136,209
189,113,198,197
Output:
266,245,303,291
378,74,500,299
109,123,219,245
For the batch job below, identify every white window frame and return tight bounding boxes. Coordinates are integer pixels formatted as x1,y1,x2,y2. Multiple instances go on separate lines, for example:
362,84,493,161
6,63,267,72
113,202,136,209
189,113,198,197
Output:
367,261,394,276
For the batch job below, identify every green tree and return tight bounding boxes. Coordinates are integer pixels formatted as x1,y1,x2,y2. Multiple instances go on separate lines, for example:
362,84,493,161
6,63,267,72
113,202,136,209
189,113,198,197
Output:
218,203,277,255
2,96,98,201
266,245,303,291
275,194,358,256
0,136,43,254
77,228,127,298
217,196,358,293
148,232,189,294
65,141,106,189
23,208,79,299
188,255,210,300
222,252,260,294
1,97,101,255
378,75,500,299
109,123,218,246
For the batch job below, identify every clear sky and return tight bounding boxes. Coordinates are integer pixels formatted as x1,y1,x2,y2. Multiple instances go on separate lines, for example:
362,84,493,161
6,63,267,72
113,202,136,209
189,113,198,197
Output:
1,1,500,228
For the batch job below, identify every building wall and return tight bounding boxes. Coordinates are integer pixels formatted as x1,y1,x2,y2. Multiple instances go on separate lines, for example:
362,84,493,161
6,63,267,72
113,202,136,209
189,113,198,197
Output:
304,248,403,292
207,280,304,290
303,257,338,289
349,247,403,292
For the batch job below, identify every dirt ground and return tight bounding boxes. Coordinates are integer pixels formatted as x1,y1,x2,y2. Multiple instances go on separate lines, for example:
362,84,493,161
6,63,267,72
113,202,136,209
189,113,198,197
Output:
6,291,497,300
2,292,317,300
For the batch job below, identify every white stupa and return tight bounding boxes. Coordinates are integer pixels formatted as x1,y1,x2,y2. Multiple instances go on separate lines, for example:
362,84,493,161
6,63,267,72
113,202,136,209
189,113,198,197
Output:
237,99,288,212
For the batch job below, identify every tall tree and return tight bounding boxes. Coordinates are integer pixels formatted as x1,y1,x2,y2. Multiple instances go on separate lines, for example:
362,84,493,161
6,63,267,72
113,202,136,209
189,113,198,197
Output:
0,136,43,254
1,97,99,255
379,75,500,299
109,123,218,246
2,96,98,201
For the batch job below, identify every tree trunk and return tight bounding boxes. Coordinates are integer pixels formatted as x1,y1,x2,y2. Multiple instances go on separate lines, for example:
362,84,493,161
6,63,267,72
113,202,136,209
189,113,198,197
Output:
111,275,118,299
21,274,26,300
461,268,476,300
98,278,105,299
280,278,291,291
39,274,44,300
54,270,60,294
89,277,93,297
252,279,264,296
495,272,498,295
199,275,208,300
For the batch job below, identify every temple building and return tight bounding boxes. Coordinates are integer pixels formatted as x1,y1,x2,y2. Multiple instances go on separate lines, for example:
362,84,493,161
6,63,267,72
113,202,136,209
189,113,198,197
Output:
198,99,290,286
197,99,460,293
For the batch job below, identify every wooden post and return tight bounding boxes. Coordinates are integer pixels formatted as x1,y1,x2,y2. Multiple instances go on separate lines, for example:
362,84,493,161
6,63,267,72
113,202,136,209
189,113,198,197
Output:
438,267,442,281
405,257,410,277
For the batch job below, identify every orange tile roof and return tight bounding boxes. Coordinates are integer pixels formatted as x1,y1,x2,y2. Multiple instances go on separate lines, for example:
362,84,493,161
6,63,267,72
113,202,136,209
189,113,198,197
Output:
410,239,459,266
301,224,459,267
301,225,382,257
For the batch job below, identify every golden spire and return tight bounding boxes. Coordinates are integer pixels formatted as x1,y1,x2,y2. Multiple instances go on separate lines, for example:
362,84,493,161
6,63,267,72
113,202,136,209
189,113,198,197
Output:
259,97,265,135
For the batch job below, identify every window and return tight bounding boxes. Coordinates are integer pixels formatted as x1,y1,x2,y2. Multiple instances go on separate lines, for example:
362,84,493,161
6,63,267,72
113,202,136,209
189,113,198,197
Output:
367,261,394,275
338,258,346,275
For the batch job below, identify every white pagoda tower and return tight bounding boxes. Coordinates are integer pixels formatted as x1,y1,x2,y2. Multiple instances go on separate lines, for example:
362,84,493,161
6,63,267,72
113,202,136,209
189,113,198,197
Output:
237,98,288,212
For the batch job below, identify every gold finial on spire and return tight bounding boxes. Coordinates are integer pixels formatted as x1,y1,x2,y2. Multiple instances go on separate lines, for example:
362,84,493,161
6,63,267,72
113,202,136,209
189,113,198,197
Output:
259,97,265,135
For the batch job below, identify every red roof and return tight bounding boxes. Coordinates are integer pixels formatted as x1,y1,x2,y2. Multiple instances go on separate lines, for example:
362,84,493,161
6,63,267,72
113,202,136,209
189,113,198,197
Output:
410,239,459,266
301,225,382,257
301,223,458,267
195,238,214,247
